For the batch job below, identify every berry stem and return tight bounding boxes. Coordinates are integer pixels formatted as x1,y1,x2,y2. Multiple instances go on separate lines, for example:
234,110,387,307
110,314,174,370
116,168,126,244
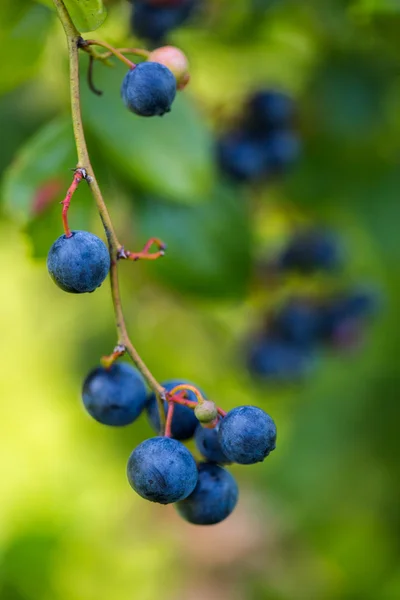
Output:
164,402,175,437
52,0,166,430
120,238,167,261
61,168,85,237
96,47,150,61
101,344,126,369
167,384,205,404
83,39,136,69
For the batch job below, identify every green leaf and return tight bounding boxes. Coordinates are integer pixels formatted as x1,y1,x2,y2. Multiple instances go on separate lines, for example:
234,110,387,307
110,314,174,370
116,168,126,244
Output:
2,118,76,225
0,2,53,94
36,0,107,32
137,184,252,299
81,60,215,204
1,117,96,257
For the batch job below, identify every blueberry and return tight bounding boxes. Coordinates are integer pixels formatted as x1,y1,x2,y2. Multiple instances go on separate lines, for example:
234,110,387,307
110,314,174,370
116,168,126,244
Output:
131,0,197,45
247,337,314,382
82,363,147,426
278,229,342,274
218,405,276,464
271,300,322,347
175,462,238,525
146,379,201,440
47,230,110,294
264,130,301,172
245,90,295,133
217,132,267,182
121,62,177,117
195,424,230,464
127,437,198,504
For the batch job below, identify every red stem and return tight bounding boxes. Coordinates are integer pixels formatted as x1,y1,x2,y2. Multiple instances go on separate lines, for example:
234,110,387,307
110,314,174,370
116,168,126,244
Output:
61,169,84,237
122,237,167,262
164,401,175,437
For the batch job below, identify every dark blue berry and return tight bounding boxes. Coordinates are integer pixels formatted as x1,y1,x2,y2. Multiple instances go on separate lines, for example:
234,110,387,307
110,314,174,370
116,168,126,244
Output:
121,62,176,117
264,130,301,172
271,300,322,347
146,379,202,440
82,363,147,426
127,437,198,504
245,90,295,133
175,462,238,525
47,230,110,293
195,424,230,464
278,229,342,274
218,405,276,464
217,132,267,182
131,0,197,45
247,337,314,381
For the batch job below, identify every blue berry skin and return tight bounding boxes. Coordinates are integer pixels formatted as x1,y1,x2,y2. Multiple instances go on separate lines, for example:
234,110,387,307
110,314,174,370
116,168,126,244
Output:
127,437,198,504
131,0,197,45
82,363,147,426
279,229,342,274
272,300,322,347
246,90,295,133
175,462,238,525
195,424,230,464
146,379,201,440
218,406,277,464
47,230,110,294
217,133,267,182
121,62,176,117
247,337,314,382
264,131,301,172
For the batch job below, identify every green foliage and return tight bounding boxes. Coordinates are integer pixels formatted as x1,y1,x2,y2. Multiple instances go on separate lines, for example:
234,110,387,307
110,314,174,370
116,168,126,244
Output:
37,0,107,32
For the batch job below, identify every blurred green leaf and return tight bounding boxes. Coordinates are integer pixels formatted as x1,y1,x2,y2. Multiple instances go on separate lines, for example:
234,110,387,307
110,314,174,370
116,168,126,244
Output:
0,2,53,94
137,184,252,298
36,0,107,32
81,61,215,204
2,118,75,225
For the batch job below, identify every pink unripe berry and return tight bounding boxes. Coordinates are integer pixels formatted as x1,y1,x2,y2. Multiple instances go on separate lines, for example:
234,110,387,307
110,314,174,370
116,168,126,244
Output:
148,46,190,90
194,400,218,424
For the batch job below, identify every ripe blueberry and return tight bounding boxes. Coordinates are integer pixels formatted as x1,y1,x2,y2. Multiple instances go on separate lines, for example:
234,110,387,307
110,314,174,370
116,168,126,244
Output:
218,405,277,464
278,229,342,274
245,90,295,133
127,436,198,504
131,0,197,45
247,337,314,382
175,462,238,525
82,363,147,426
146,379,201,440
47,230,110,293
217,132,267,182
121,62,176,117
195,424,230,464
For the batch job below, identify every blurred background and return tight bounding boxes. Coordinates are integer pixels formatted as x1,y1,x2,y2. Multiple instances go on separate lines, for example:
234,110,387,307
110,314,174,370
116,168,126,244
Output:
1,0,400,598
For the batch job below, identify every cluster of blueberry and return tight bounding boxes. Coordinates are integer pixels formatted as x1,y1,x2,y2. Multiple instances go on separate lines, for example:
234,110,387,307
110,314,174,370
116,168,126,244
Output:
130,0,198,45
81,371,276,525
217,90,301,183
46,47,277,526
247,229,378,382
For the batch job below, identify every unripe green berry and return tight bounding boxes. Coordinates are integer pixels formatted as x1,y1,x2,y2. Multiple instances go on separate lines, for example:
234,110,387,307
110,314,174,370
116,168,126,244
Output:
194,400,218,424
148,46,190,90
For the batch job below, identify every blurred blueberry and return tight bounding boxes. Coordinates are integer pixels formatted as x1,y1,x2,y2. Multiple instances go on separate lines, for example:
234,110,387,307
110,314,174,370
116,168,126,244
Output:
264,130,301,172
271,299,323,347
245,90,296,134
217,132,267,182
131,0,198,45
247,337,315,382
278,229,342,274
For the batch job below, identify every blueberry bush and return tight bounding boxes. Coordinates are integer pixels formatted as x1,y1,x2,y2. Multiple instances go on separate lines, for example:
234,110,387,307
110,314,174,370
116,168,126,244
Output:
0,1,399,599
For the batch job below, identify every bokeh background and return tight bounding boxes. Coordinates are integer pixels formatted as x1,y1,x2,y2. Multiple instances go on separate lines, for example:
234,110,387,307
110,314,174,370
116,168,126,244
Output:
1,0,400,598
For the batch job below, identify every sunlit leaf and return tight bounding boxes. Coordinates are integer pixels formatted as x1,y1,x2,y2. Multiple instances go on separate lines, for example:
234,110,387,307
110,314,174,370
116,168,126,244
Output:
36,0,107,32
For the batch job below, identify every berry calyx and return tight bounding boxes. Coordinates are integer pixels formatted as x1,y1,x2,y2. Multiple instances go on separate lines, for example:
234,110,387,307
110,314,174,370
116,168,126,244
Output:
82,363,147,426
194,400,218,423
127,436,198,504
218,406,277,465
148,46,190,89
121,62,176,117
175,462,239,525
47,230,110,293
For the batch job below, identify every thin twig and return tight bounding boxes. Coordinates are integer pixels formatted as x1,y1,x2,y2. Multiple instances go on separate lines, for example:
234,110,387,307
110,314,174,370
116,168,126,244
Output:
52,0,166,429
